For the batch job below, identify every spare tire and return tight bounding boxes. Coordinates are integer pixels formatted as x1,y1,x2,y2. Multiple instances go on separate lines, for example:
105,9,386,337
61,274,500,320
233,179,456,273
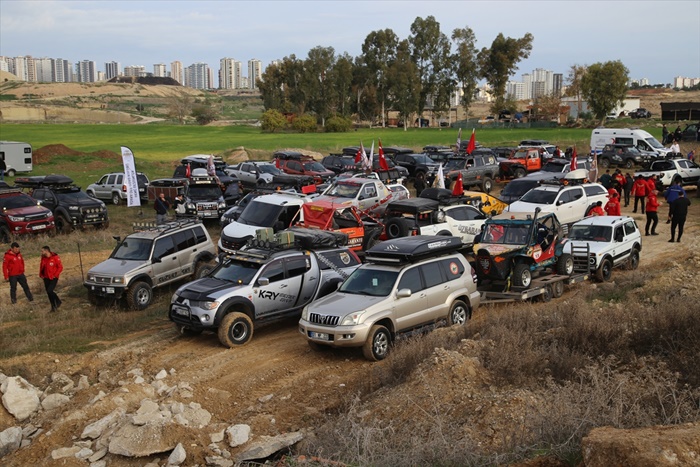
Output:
385,218,409,239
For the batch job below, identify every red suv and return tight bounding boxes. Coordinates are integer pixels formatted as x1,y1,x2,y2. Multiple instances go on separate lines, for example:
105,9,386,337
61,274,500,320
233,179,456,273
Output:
273,151,334,184
0,187,55,242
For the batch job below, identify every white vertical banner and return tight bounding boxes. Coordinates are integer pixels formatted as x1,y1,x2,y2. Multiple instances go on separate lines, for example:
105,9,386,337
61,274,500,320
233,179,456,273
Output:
120,146,141,207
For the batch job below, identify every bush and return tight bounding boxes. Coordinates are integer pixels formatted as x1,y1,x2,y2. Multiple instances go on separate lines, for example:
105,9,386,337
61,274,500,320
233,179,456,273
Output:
292,114,318,133
191,104,218,125
325,115,353,133
261,109,287,133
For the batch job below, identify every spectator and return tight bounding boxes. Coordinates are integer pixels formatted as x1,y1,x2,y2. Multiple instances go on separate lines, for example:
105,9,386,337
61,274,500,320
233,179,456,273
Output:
0,157,5,181
670,140,681,155
662,124,669,145
674,126,683,143
669,191,691,242
553,146,561,158
39,246,63,312
645,189,660,236
173,193,186,216
623,173,634,207
664,180,686,223
645,175,658,194
590,201,605,216
613,169,625,191
413,172,426,197
154,193,170,225
598,169,612,189
3,242,33,304
632,175,648,213
604,192,621,216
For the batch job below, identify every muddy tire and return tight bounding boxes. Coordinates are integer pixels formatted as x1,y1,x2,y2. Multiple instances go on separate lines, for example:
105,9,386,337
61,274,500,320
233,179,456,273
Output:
362,325,391,361
481,177,493,193
194,260,214,279
626,248,640,270
595,258,613,282
55,215,74,234
385,218,409,239
218,312,254,347
126,281,152,310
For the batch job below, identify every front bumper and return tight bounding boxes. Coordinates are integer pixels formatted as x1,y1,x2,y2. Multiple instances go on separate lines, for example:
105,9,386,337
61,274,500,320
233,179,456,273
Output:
84,282,126,299
298,319,372,349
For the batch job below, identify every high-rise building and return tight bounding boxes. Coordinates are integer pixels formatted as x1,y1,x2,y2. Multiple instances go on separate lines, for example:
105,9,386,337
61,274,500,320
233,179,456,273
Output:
185,62,210,89
171,61,183,85
76,60,97,82
153,63,166,77
219,58,242,89
553,73,563,96
34,58,54,82
124,65,146,77
53,58,72,82
248,58,262,89
105,61,120,80
506,81,527,100
12,56,28,81
0,57,9,73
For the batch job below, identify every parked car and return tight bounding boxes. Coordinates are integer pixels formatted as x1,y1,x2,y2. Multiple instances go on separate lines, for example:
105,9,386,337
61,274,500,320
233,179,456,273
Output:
499,178,542,204
629,108,652,119
313,177,395,217
598,144,654,169
299,235,481,361
392,153,440,183
273,151,335,184
679,122,700,142
86,172,150,205
321,154,360,175
0,187,55,242
174,155,237,188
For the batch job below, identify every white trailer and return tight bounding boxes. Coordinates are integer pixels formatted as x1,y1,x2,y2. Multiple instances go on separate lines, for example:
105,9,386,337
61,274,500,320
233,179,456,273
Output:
0,141,33,176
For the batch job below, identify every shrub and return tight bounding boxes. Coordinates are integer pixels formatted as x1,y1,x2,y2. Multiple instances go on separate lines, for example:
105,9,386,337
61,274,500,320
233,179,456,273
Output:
292,114,318,133
261,109,287,133
324,115,352,133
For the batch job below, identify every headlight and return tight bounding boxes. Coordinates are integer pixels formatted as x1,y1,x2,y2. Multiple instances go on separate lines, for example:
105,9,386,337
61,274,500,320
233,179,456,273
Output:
87,274,96,282
69,206,79,211
301,305,309,320
8,215,25,222
196,301,219,310
340,311,365,326
171,292,179,303
112,277,125,284
218,202,226,209
186,203,195,209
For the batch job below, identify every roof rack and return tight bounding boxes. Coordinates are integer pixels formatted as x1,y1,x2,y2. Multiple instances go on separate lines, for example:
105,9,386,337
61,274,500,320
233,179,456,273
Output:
14,174,74,188
0,187,23,195
132,218,200,233
364,235,462,265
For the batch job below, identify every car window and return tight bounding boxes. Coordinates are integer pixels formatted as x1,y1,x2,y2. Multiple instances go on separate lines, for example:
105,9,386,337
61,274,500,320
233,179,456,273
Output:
420,261,444,289
340,268,398,297
397,267,424,293
192,225,208,244
678,160,689,169
116,175,123,184
260,260,285,283
584,185,607,196
623,221,636,236
441,258,465,280
98,175,108,184
288,161,303,171
153,236,176,259
520,189,557,204
107,175,116,185
112,238,153,261
172,229,195,251
285,256,310,278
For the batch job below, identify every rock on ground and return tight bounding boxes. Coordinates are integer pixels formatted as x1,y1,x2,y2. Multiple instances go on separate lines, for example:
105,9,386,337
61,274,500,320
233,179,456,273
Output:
1,376,41,422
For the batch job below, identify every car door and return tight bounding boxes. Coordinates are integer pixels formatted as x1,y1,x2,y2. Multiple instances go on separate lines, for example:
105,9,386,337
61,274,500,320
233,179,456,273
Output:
356,182,378,211
612,220,638,265
94,175,109,199
171,228,197,276
555,187,583,224
34,189,58,212
393,266,428,331
678,160,700,183
444,205,485,244
254,256,305,316
151,234,180,286
421,260,453,320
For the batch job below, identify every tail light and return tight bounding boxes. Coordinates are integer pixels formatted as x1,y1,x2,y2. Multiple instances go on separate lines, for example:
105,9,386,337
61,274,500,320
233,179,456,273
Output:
122,185,127,192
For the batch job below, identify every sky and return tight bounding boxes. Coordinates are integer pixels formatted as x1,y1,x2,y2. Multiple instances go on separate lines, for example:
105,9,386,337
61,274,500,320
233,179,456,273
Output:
1,0,699,86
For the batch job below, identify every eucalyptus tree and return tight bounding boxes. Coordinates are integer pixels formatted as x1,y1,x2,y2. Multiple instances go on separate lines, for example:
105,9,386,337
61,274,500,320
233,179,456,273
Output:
304,46,337,125
451,26,479,120
361,29,399,126
330,52,355,118
386,39,421,131
565,64,588,121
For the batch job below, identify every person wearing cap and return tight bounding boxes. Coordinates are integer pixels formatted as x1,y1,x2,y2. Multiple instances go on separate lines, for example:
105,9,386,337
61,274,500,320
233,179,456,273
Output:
154,193,170,225
3,242,34,304
604,192,621,216
645,189,660,236
590,201,605,216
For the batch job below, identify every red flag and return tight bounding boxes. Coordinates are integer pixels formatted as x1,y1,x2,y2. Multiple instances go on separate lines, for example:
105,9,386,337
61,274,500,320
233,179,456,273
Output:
275,157,281,168
570,147,578,172
466,129,476,155
185,163,191,178
452,172,464,196
354,145,363,164
378,139,389,171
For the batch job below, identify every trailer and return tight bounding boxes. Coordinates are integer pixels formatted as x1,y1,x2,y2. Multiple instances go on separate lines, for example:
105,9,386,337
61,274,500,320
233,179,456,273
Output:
0,141,33,176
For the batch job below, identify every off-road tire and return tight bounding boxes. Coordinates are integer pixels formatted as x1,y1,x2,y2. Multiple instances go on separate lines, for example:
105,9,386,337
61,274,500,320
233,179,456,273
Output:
6,169,16,177
126,281,152,310
512,262,532,288
194,260,214,279
362,324,391,361
626,248,640,270
595,258,613,282
556,253,574,275
447,300,469,326
624,159,635,169
539,284,553,302
87,291,99,305
0,225,11,243
96,220,110,230
112,193,121,205
599,158,611,169
55,215,74,234
514,168,527,178
481,177,493,193
385,218,409,239
552,280,564,298
218,312,254,347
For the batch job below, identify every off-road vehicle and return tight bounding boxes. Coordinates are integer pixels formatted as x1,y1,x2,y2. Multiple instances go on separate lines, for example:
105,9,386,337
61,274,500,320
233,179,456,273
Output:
84,219,217,310
86,171,150,205
178,173,228,220
473,209,574,289
15,175,109,233
444,152,500,193
273,151,334,184
299,235,481,361
0,187,55,242
170,228,361,347
563,215,642,282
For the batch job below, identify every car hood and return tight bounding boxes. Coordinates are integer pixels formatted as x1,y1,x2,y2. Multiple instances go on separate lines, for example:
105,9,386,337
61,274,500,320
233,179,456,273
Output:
473,243,525,256
71,198,105,209
88,258,151,276
308,291,389,317
507,201,554,213
222,221,265,240
176,277,248,301
4,206,52,217
563,240,616,255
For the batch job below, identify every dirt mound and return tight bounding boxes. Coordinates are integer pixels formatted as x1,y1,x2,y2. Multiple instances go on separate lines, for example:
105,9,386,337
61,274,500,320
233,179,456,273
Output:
33,144,120,164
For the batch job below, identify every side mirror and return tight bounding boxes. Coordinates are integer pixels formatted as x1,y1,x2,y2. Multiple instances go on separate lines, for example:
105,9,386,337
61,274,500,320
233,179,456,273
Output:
258,277,270,286
396,288,412,299
151,257,162,264
112,236,121,243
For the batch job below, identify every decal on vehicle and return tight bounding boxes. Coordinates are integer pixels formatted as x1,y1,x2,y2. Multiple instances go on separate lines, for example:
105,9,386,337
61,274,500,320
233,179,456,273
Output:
339,252,351,264
449,262,459,275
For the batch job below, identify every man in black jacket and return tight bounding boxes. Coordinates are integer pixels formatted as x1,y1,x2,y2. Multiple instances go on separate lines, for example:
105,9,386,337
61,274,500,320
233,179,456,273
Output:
669,192,691,243
154,193,170,225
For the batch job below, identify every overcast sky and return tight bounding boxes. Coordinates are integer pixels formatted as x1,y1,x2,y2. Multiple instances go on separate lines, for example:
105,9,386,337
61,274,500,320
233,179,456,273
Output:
1,0,699,86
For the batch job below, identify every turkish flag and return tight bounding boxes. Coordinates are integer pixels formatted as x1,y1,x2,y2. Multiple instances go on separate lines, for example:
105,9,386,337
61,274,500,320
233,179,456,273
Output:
354,145,363,164
185,163,191,178
570,147,578,172
466,129,476,155
452,172,464,196
378,139,389,171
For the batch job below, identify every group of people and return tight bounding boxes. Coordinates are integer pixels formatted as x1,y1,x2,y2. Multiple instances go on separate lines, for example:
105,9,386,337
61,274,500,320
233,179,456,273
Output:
3,243,64,312
154,193,186,225
661,124,684,147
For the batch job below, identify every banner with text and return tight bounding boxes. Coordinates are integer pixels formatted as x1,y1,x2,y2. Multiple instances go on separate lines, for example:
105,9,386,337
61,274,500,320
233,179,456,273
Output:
120,146,141,207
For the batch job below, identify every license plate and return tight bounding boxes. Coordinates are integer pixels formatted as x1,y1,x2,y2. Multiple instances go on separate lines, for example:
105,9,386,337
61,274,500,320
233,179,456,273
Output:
173,306,189,317
104,287,115,294
309,331,330,341
32,225,46,230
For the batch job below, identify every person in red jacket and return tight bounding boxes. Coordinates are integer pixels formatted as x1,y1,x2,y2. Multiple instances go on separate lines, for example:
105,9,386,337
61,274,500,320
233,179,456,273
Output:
589,201,605,216
632,175,648,213
39,245,63,312
645,175,658,194
605,192,622,216
645,190,660,236
3,242,34,304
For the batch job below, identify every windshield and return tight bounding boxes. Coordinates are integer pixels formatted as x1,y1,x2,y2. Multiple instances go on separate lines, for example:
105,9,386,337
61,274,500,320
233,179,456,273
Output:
339,268,398,297
512,149,532,159
326,182,361,199
304,162,326,172
238,200,285,227
188,186,222,199
137,174,149,185
501,182,536,197
569,225,613,242
410,154,434,164
519,189,557,204
481,224,531,244
541,163,566,173
56,190,95,203
645,137,664,149
211,259,259,285
1,194,38,209
444,159,466,171
258,164,282,175
112,238,153,261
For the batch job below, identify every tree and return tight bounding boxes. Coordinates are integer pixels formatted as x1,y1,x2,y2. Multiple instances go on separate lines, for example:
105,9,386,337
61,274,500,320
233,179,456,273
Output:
452,26,479,120
564,64,587,121
477,32,533,112
304,46,336,126
408,16,452,118
166,93,193,124
191,104,218,125
535,92,563,122
581,60,629,124
329,53,355,119
386,40,421,131
257,62,286,112
261,109,287,133
361,29,399,127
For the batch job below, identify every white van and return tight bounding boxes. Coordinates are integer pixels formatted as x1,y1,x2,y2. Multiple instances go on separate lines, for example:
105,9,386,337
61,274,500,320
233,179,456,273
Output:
0,141,33,176
590,128,669,157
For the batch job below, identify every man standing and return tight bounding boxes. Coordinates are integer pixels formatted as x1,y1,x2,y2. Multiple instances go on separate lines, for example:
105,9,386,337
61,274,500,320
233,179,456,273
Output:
154,193,170,225
669,192,691,243
3,242,33,304
39,246,63,312
645,190,660,236
598,170,612,189
623,173,634,207
632,175,648,213
0,157,6,181
664,180,686,223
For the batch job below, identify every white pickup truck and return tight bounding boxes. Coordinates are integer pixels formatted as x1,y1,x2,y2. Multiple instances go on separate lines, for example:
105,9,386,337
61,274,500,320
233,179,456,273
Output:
634,158,700,188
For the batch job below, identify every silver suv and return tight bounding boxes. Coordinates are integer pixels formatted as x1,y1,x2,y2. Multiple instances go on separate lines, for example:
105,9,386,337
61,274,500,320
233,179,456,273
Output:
299,235,481,361
86,172,149,205
84,219,217,310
